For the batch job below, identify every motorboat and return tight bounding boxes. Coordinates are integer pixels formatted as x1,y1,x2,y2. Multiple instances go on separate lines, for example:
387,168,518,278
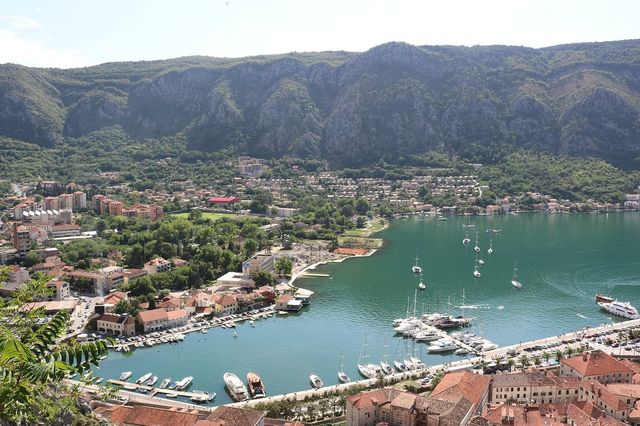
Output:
412,255,422,274
145,376,158,386
310,374,324,389
175,376,193,391
454,347,469,355
94,377,104,384
136,372,152,384
202,328,208,334
462,231,471,245
119,371,132,381
511,261,522,289
427,339,458,353
414,330,440,341
246,372,266,399
159,378,171,389
165,392,178,398
337,354,350,383
598,300,640,320
191,391,215,403
224,372,249,401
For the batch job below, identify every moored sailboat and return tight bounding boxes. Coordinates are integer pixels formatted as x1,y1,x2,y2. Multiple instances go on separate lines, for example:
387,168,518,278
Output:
511,261,522,289
337,354,350,383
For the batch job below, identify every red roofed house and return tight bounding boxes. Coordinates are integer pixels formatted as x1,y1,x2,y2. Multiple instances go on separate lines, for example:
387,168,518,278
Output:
430,371,492,419
579,380,629,422
44,278,70,301
166,309,189,328
158,297,182,312
97,314,136,336
560,351,634,384
137,308,169,333
143,257,171,275
208,196,239,209
214,295,238,316
0,265,30,296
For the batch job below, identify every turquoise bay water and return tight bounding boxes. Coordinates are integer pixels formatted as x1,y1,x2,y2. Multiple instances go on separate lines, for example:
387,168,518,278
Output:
94,213,640,405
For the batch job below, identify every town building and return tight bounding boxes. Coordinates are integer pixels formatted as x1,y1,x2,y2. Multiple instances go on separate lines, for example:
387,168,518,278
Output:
143,257,171,275
560,351,634,384
242,253,275,277
44,278,70,301
97,314,136,337
166,309,189,328
136,308,169,333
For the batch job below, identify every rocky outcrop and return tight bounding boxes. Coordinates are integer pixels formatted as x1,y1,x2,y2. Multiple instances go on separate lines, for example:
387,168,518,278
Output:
2,40,640,165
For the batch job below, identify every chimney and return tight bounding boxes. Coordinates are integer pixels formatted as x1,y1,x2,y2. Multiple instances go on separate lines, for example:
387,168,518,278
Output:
582,353,587,362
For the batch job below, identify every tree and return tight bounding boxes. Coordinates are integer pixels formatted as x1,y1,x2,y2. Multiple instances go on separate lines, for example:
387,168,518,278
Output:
114,299,140,317
275,256,293,277
253,271,274,287
0,273,110,423
356,216,366,228
23,251,45,268
355,198,370,215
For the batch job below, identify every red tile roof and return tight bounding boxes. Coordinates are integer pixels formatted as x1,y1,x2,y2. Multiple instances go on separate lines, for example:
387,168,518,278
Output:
95,405,200,426
206,406,265,426
562,351,633,377
431,371,491,407
137,308,168,323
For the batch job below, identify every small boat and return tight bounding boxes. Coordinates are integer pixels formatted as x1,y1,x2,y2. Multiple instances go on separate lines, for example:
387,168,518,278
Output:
94,377,104,384
462,230,471,245
511,261,522,289
168,381,178,390
145,376,158,386
159,378,171,389
478,259,485,265
246,372,266,399
202,328,208,334
474,268,481,278
487,238,493,254
418,271,426,290
427,338,458,353
437,216,448,221
120,371,132,381
233,332,238,338
224,372,249,401
136,372,152,384
455,347,469,355
412,255,422,274
175,376,193,391
309,374,324,389
249,320,256,327
394,360,407,372
595,294,614,304
337,354,350,383
379,360,393,375
165,392,178,398
277,311,288,315
191,391,216,403
474,231,480,253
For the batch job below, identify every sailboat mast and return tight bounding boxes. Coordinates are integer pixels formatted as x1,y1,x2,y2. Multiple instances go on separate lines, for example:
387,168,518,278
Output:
413,289,417,318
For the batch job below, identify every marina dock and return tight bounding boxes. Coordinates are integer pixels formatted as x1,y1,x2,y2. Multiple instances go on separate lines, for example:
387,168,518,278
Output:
300,272,330,277
106,379,210,399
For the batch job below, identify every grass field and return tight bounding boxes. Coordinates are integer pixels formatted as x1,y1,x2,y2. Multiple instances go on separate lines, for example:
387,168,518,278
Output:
170,212,242,221
342,218,387,238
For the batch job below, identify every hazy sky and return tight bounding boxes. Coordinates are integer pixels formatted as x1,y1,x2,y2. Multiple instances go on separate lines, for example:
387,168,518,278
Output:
1,0,639,68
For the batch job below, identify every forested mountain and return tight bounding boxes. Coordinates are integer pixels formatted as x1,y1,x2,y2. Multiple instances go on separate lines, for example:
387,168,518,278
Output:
2,40,640,167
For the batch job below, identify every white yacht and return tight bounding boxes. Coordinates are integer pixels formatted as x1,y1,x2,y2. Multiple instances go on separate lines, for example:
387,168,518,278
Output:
146,376,158,386
191,391,215,403
223,372,249,401
414,330,440,342
427,339,458,353
120,371,132,381
175,376,193,391
598,300,640,320
511,261,522,289
136,372,152,384
358,334,381,378
310,374,324,389
410,356,427,369
159,378,171,389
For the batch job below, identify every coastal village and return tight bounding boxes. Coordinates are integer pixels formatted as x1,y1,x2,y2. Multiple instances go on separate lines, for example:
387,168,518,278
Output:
1,157,640,426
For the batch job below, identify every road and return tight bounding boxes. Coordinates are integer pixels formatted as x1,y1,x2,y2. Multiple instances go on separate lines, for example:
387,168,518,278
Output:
62,297,97,341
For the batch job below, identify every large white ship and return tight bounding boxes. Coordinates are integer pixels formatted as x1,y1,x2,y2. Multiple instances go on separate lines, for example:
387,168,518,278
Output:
598,300,640,320
224,372,249,401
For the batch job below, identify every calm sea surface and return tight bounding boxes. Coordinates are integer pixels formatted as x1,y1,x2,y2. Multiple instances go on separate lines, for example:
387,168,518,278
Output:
93,213,640,404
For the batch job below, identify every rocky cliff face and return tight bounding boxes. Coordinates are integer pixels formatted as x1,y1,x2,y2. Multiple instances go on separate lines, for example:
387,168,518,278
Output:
2,40,640,165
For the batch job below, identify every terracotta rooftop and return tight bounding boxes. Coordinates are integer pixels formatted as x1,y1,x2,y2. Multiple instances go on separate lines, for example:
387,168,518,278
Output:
581,380,628,412
99,314,133,325
166,309,188,321
94,405,200,426
206,405,265,426
346,389,399,409
137,308,168,323
430,371,491,407
562,351,633,377
606,382,640,399
482,403,565,425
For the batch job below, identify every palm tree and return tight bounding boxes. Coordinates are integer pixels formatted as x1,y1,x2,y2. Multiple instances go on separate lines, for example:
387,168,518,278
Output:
532,355,541,366
542,352,550,362
564,346,575,357
518,354,529,370
555,350,563,361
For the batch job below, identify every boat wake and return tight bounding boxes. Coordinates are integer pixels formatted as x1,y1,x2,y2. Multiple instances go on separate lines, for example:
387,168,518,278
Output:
457,304,491,310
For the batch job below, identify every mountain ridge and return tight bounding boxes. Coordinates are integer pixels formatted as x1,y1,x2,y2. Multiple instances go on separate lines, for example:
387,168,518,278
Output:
2,39,640,166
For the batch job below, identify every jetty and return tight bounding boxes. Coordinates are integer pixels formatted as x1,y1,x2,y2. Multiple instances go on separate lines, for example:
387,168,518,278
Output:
107,379,205,399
